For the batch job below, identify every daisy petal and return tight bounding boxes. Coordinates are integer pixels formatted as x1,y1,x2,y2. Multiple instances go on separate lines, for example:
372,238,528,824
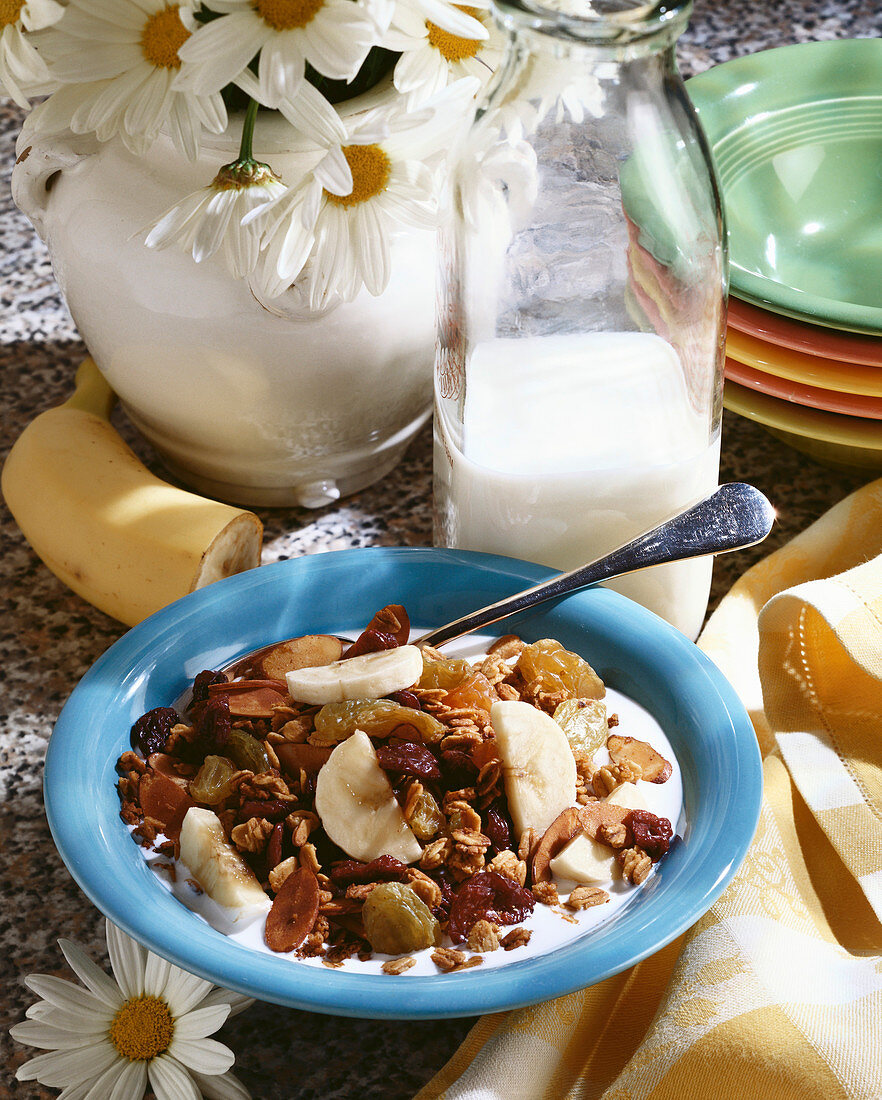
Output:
143,950,174,999
79,1059,132,1100
24,976,114,1018
176,13,267,96
313,145,352,196
417,0,489,35
170,1004,231,1042
105,921,146,1000
148,1054,201,1100
9,1020,108,1050
105,1058,148,1100
16,1041,119,1088
58,940,125,1010
168,1036,236,1075
190,1068,253,1100
161,966,216,1017
196,989,255,1019
354,202,390,295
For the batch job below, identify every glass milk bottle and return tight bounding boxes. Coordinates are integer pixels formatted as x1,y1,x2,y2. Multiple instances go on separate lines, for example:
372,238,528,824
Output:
433,0,726,639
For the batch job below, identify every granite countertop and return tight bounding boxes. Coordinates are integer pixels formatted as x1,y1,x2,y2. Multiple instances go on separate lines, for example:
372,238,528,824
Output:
2,2,880,1096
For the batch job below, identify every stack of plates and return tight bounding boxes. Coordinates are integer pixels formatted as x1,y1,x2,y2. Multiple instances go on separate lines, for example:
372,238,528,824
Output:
687,38,882,470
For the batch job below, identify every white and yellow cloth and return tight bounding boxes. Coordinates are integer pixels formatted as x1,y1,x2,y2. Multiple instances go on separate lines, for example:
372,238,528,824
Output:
418,479,882,1100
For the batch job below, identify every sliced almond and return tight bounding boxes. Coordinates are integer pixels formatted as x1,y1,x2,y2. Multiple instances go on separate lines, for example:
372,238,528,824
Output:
531,807,584,883
265,865,321,953
276,742,333,774
252,636,345,679
577,801,632,840
606,734,672,783
139,770,195,840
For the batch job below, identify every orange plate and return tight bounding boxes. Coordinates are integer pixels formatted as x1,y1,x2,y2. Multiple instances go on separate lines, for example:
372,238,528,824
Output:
727,297,882,367
725,328,882,397
724,358,882,419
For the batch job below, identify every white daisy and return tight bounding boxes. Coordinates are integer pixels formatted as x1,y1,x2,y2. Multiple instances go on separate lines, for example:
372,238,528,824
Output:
10,919,253,1100
399,0,490,40
29,0,228,159
145,155,287,278
251,78,477,307
0,0,64,108
174,0,381,111
385,1,503,107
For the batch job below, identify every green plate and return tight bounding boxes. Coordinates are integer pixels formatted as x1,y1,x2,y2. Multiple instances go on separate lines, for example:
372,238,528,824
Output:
688,39,882,335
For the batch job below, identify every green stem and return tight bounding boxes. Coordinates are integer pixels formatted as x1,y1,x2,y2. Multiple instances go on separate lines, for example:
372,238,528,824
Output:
238,98,259,163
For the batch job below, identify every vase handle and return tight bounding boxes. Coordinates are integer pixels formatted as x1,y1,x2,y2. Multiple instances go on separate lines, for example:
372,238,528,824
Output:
12,125,99,241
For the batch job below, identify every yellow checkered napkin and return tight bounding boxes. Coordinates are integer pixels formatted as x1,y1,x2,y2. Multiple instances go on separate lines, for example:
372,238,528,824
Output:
417,479,882,1100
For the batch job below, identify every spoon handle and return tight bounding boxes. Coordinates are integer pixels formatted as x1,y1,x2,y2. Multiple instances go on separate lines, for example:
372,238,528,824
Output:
416,482,775,649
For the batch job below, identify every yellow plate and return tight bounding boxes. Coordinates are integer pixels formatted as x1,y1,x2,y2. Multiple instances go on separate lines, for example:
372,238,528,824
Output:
724,380,882,471
725,329,882,397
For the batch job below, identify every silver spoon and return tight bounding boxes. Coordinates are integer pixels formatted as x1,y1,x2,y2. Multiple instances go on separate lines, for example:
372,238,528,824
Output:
415,482,774,649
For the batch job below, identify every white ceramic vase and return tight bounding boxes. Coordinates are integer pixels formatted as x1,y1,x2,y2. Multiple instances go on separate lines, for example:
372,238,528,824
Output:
12,100,437,507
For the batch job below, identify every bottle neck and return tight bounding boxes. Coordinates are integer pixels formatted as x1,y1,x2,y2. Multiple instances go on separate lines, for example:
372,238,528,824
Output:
491,0,690,58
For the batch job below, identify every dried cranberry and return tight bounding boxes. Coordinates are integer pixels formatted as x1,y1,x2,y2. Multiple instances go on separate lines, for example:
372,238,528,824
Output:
376,739,441,780
191,670,227,705
239,799,289,822
131,707,179,756
625,809,673,860
266,822,284,870
344,605,410,657
388,689,421,710
344,628,399,658
447,870,534,943
484,801,513,855
328,855,409,886
425,866,456,916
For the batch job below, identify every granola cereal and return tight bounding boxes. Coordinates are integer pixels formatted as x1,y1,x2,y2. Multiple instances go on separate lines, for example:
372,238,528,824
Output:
115,604,679,974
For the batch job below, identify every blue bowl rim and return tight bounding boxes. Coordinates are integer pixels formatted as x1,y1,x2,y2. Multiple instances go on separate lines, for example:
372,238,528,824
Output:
45,546,762,1020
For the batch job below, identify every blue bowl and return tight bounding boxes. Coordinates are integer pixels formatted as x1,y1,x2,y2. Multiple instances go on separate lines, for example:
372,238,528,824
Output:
46,547,761,1019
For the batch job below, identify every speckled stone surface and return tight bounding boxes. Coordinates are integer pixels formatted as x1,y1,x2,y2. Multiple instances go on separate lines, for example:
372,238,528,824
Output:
2,2,880,1096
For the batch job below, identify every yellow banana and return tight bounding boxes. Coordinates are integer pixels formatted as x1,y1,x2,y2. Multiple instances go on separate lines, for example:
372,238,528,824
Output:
2,359,263,626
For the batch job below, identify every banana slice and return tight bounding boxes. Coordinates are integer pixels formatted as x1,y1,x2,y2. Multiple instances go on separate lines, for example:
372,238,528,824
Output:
314,731,422,863
178,807,271,928
285,645,423,705
549,832,616,885
491,700,577,836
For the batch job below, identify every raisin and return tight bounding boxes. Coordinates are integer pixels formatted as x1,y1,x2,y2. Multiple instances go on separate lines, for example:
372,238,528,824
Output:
516,640,604,699
313,700,444,744
225,729,271,773
362,882,439,955
376,739,441,780
625,810,673,860
195,696,232,749
442,672,495,713
131,707,179,756
439,750,478,788
447,870,534,944
328,855,409,886
388,689,421,710
189,755,237,804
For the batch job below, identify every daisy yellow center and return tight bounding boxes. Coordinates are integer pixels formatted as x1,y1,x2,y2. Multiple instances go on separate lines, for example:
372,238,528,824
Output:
325,144,391,208
426,6,482,62
253,0,325,31
108,995,175,1062
0,0,25,27
141,5,190,69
